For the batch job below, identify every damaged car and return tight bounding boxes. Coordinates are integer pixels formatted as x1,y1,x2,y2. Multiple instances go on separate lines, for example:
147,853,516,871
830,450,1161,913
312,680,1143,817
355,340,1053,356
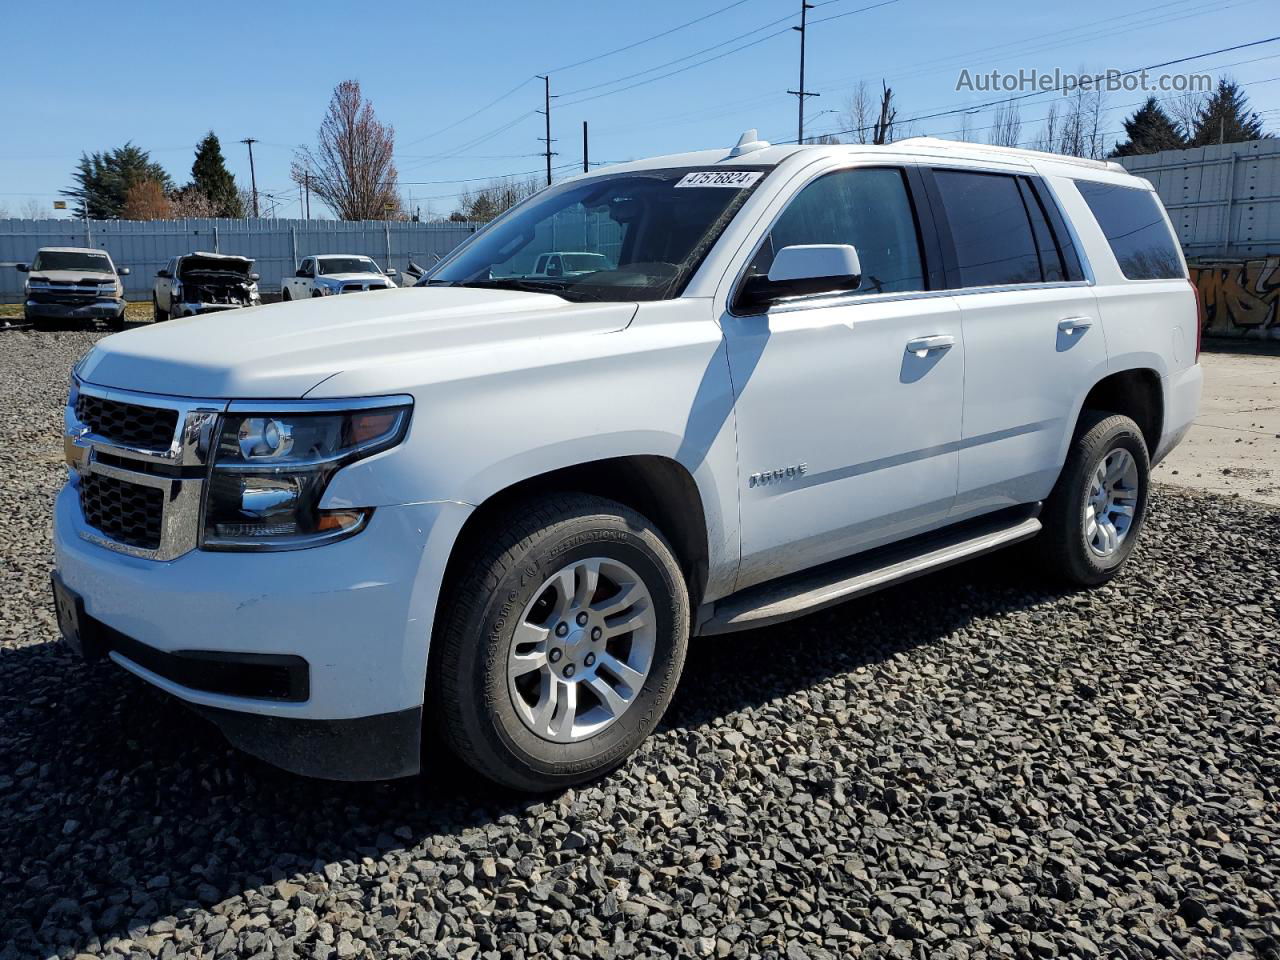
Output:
153,252,260,321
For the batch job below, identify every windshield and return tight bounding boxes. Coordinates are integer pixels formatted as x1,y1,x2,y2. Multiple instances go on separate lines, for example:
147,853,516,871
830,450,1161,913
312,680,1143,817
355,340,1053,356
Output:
318,257,380,275
32,251,113,273
425,166,770,302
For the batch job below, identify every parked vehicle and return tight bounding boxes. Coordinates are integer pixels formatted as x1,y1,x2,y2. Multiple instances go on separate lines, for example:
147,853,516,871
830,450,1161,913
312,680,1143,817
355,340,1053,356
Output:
282,255,397,300
15,247,130,329
528,251,612,279
153,252,260,320
53,133,1201,791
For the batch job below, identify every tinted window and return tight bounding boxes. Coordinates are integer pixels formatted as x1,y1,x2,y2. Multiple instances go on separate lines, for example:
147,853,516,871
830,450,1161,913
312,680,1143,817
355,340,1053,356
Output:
1018,179,1065,283
934,170,1042,287
1075,180,1184,280
746,167,925,295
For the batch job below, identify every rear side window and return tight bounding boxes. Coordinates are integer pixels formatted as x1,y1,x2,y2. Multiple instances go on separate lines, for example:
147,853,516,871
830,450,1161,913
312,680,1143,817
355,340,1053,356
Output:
1075,180,1184,280
932,170,1042,287
746,167,926,295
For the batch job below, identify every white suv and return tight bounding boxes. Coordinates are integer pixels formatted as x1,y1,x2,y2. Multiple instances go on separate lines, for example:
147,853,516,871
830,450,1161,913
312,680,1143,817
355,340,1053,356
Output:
52,133,1201,791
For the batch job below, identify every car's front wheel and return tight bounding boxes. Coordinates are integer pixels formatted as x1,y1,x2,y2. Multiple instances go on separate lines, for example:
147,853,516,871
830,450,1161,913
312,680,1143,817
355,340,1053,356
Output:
432,494,690,791
152,296,168,323
282,288,292,302
1040,412,1151,586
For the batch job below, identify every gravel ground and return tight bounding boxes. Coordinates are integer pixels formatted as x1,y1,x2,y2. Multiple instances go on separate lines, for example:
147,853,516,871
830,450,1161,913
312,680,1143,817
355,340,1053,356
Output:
2,328,1278,960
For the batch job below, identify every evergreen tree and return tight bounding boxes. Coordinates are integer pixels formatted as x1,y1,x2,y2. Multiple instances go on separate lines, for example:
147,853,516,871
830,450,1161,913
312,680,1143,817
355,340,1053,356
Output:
1110,97,1186,157
1190,78,1269,146
190,132,244,218
62,143,172,219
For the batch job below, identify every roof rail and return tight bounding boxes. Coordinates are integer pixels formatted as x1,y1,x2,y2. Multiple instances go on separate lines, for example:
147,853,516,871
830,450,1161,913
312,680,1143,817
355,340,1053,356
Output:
894,137,1127,173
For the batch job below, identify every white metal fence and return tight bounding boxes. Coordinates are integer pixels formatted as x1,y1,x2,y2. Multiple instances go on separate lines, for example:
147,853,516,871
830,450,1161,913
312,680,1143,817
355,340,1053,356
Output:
0,218,484,302
1116,139,1280,261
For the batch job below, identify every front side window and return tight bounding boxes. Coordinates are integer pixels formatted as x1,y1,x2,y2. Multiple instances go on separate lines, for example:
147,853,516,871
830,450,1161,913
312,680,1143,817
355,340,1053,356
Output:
745,167,925,295
32,250,113,273
1075,180,1184,280
933,170,1043,287
427,166,770,302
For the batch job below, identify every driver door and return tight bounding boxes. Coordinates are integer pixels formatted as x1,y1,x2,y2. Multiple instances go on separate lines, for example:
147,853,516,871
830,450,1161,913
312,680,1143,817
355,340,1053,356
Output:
722,165,965,591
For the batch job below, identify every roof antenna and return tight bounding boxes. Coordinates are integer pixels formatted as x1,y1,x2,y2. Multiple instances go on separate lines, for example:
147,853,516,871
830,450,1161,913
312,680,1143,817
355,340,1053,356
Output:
729,129,770,157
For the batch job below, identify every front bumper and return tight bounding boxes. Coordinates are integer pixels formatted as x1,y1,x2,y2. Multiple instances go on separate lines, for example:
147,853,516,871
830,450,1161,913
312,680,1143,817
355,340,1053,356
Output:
173,301,255,318
26,298,124,320
53,485,472,779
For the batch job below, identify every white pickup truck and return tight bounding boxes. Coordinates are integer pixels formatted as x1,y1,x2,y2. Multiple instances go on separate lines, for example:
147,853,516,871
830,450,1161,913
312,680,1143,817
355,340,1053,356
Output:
53,133,1201,791
282,255,397,300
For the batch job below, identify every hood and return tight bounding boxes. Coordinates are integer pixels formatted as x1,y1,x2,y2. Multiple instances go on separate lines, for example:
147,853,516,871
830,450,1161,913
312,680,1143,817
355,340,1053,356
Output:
30,268,117,283
78,287,637,398
315,272,390,283
179,253,254,278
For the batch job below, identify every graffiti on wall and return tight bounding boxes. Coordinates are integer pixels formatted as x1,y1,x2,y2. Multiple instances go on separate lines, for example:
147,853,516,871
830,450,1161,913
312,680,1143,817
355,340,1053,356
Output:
1192,258,1280,339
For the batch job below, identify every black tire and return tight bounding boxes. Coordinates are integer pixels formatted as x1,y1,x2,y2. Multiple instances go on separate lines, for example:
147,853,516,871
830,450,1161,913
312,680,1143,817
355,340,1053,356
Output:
282,288,292,302
106,310,126,332
431,494,690,792
1039,412,1151,586
152,297,168,323
311,290,323,298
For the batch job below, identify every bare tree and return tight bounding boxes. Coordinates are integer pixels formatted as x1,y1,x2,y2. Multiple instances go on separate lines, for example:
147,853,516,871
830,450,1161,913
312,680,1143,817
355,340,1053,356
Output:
1167,90,1209,142
844,81,875,144
1032,102,1061,153
872,81,897,145
168,185,218,218
957,112,976,142
292,80,400,221
19,198,44,219
0,202,10,219
987,102,1023,147
450,177,541,223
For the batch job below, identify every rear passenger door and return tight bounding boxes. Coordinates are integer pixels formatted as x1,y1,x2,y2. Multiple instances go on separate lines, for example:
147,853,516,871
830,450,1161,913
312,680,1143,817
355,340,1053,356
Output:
923,166,1107,520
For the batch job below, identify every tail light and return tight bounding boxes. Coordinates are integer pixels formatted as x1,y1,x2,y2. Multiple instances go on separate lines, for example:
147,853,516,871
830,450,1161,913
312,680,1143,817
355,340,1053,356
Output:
1189,278,1203,362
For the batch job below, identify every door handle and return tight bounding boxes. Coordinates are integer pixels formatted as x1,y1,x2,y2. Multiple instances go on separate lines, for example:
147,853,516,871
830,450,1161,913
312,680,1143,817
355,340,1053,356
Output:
1057,316,1093,334
905,334,955,357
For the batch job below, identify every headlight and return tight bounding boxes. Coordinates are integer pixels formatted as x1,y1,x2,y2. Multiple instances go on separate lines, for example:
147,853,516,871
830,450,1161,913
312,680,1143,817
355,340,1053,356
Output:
201,401,411,551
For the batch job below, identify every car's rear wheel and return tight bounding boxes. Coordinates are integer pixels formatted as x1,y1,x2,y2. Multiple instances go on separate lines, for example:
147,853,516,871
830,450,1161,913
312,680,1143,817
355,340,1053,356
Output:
152,296,168,323
1039,412,1150,586
432,494,690,791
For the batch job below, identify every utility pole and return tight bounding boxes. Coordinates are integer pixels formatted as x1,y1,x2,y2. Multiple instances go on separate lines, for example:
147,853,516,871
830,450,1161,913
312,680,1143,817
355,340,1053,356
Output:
303,170,311,220
240,138,259,217
787,1,819,143
536,75,556,186
583,121,589,173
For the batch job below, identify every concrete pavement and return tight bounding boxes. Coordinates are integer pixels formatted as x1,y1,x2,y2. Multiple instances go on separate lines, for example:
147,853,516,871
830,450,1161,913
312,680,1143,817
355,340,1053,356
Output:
1154,341,1280,507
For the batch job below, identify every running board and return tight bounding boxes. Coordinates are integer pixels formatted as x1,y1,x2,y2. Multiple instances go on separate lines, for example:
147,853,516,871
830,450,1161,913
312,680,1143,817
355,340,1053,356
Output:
699,509,1042,636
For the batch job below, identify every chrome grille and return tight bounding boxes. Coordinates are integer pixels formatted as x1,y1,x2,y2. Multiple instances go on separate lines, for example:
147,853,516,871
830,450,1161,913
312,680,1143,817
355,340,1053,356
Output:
75,394,179,450
78,473,164,550
67,382,224,561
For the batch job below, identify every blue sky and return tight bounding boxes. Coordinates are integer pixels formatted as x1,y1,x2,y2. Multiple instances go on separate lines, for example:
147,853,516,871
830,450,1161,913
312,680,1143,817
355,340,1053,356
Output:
3,0,1277,220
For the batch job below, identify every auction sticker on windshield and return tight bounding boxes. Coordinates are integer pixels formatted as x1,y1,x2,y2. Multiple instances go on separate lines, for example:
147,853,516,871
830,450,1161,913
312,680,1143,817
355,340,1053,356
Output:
674,171,763,188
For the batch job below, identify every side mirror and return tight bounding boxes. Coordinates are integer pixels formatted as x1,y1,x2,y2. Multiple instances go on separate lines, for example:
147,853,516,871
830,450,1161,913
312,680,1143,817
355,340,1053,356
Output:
156,269,171,279
249,272,261,282
15,263,28,273
117,266,130,276
384,267,398,277
735,244,862,312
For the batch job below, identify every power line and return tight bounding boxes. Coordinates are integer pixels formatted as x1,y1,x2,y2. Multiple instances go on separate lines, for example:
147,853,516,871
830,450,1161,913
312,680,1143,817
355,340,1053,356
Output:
544,0,758,73
777,35,1280,144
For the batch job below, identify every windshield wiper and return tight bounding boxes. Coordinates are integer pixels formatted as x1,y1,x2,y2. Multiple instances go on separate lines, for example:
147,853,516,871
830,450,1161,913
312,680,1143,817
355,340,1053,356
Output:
457,277,603,302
